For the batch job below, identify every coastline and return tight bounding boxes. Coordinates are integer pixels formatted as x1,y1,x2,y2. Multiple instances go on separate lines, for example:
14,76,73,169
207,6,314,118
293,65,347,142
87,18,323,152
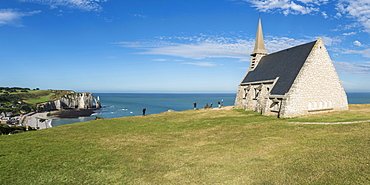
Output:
23,112,53,129
26,103,370,129
49,109,96,118
23,109,96,130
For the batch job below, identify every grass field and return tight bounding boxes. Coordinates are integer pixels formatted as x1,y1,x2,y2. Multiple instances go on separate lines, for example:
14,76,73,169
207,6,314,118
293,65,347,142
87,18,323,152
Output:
22,90,55,104
1,105,369,184
0,89,54,104
1,89,71,105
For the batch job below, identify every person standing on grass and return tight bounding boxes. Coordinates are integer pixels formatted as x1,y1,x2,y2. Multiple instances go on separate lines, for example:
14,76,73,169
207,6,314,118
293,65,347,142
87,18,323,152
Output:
142,108,146,116
218,100,221,108
194,102,197,110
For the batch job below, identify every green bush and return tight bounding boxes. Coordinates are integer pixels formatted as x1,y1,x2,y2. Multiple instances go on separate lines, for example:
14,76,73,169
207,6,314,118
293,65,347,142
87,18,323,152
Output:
0,125,30,135
0,125,11,134
12,130,25,134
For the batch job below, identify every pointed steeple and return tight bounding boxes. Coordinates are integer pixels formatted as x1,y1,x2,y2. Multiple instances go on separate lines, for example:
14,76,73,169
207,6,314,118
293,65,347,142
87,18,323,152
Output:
249,18,268,71
251,18,267,56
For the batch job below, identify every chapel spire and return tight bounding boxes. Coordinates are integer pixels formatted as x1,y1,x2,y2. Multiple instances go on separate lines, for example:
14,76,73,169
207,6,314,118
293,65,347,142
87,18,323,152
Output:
249,18,268,71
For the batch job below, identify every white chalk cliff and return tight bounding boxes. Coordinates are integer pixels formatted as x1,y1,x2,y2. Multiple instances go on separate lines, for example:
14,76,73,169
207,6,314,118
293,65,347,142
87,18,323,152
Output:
39,92,101,111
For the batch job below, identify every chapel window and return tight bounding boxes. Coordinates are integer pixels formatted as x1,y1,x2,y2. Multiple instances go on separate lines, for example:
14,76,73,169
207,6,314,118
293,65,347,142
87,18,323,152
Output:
243,88,248,99
270,101,280,112
254,88,260,98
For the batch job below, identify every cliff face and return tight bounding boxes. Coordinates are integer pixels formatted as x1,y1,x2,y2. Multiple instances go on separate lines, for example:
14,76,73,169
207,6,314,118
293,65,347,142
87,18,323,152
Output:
39,92,101,111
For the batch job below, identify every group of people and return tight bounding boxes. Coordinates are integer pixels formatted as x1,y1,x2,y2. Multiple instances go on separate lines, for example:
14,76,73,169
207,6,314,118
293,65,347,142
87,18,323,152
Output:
194,100,223,110
142,100,224,116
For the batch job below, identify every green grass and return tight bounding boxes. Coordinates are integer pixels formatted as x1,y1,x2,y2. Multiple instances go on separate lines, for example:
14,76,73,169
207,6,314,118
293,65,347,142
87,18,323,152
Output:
0,89,42,95
1,106,370,184
24,91,55,104
0,90,55,103
286,104,370,122
1,90,63,104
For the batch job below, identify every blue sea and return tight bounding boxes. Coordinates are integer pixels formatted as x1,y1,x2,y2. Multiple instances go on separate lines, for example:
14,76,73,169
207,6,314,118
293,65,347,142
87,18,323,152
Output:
51,93,235,127
51,92,370,127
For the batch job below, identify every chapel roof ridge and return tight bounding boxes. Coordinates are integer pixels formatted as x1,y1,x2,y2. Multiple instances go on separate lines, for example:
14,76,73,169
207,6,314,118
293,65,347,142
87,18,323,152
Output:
241,39,318,95
266,39,318,57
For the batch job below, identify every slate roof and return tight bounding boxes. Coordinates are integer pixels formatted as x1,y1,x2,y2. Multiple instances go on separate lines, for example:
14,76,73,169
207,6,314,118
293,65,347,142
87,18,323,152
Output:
241,40,317,95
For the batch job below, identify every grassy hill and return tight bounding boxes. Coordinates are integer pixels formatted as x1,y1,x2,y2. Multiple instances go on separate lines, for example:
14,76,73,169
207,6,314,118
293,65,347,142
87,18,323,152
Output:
0,88,73,114
1,105,370,184
0,89,72,104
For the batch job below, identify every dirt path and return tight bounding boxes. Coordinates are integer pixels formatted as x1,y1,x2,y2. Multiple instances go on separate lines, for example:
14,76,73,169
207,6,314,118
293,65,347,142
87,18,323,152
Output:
289,120,370,125
206,105,370,125
207,106,234,110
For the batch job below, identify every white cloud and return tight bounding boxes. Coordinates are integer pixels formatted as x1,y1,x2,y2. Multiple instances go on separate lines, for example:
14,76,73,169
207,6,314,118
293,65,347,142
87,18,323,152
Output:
319,36,342,46
20,0,107,11
116,36,251,62
332,22,361,32
303,35,342,46
182,62,217,67
343,48,370,58
153,59,167,61
334,12,342,18
265,36,310,51
297,0,328,5
342,31,356,35
353,40,363,47
137,42,250,61
336,0,370,33
115,34,317,63
321,11,328,19
333,61,370,74
131,14,148,19
0,9,41,27
241,0,370,34
242,0,328,15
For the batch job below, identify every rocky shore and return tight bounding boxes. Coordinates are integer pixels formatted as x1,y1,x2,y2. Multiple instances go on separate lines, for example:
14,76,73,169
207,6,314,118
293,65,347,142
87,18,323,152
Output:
48,109,96,118
23,92,100,129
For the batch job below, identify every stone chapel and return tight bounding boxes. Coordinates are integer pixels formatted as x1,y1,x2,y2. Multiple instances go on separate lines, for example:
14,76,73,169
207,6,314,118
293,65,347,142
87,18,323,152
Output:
234,18,348,118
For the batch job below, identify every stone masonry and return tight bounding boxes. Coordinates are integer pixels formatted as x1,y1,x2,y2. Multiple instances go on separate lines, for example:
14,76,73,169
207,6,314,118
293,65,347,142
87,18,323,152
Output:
234,19,348,118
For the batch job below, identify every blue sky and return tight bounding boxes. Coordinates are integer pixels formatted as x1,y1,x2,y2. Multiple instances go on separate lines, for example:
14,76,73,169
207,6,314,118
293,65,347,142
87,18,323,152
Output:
1,0,369,93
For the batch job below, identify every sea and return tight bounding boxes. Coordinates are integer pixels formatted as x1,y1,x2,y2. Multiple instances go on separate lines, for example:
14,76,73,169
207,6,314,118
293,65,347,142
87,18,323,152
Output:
51,92,370,127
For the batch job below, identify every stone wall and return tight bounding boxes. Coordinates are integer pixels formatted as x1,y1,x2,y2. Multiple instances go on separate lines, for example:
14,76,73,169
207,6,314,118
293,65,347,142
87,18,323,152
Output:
234,80,275,113
279,39,348,118
235,39,348,118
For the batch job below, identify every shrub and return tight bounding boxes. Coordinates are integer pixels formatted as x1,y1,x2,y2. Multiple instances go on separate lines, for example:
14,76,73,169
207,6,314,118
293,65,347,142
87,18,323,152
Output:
95,116,104,120
12,130,25,134
0,125,11,134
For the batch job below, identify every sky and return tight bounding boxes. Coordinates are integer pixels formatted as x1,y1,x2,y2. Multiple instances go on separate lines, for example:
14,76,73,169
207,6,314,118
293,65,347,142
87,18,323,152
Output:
0,0,369,93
